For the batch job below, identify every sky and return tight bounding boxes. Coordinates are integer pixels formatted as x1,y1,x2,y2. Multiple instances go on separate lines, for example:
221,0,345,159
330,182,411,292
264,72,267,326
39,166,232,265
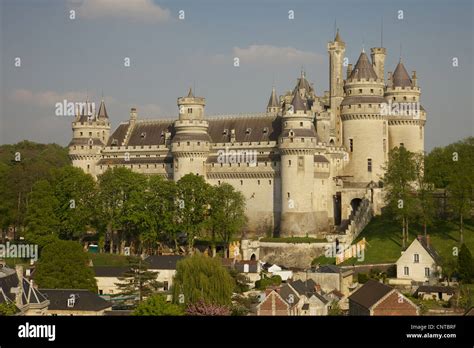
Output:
0,0,472,151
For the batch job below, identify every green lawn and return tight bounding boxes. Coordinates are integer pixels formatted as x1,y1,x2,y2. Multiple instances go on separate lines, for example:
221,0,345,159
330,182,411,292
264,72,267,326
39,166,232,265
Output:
341,216,474,265
89,252,129,266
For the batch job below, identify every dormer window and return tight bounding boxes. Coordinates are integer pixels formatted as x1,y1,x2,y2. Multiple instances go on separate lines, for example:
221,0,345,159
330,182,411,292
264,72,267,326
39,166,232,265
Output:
223,129,228,135
140,132,146,138
263,127,268,134
111,139,118,146
246,128,251,135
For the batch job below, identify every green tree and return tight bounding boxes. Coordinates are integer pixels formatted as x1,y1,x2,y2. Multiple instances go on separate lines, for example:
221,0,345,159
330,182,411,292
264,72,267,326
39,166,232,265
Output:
176,174,212,252
442,256,458,286
172,253,234,306
328,300,343,316
208,183,247,257
458,244,473,282
134,294,184,316
35,240,97,292
0,302,18,316
24,180,60,248
50,166,97,242
382,146,418,249
115,257,162,303
414,153,435,237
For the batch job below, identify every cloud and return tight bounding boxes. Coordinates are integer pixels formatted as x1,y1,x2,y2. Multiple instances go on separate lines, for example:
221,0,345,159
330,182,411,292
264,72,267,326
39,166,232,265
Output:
70,0,171,23
138,103,163,117
212,45,324,65
9,89,116,109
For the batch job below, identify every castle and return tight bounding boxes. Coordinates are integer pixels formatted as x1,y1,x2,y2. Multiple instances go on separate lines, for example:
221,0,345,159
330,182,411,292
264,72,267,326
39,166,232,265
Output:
69,31,426,239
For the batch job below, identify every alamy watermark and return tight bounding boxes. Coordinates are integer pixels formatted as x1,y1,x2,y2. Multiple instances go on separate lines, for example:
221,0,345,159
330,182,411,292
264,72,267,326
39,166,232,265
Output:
217,147,257,166
55,100,96,117
0,242,38,261
380,101,420,118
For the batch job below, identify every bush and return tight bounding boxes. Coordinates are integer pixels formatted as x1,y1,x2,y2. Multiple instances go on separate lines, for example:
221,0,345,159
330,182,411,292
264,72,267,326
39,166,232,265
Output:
255,275,282,290
357,273,369,284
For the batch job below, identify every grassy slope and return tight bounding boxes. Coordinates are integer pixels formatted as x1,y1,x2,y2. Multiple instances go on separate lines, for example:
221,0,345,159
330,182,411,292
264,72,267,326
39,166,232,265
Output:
341,216,474,265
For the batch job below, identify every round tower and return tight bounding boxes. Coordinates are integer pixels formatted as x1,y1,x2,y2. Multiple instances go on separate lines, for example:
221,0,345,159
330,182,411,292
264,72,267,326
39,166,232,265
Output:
341,50,387,183
385,60,426,154
171,88,210,181
278,90,318,237
69,100,110,178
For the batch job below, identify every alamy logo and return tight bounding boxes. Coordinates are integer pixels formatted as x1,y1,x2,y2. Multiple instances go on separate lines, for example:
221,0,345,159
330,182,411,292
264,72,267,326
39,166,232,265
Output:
0,242,38,261
18,322,56,342
55,100,95,117
217,147,257,166
380,100,420,117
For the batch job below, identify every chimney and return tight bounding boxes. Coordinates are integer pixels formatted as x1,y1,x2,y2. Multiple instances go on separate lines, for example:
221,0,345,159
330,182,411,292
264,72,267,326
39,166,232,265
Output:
130,107,137,126
315,284,321,293
411,71,417,87
15,265,23,308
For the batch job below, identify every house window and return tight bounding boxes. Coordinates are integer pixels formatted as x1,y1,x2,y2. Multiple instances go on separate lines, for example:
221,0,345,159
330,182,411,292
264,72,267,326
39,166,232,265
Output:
243,264,249,273
404,266,409,276
99,290,103,295
288,160,292,166
425,268,430,277
300,122,303,127
298,156,304,168
349,138,353,152
367,158,372,172
187,108,192,113
383,139,386,153
163,281,169,291
240,180,243,185
414,254,419,263
358,89,362,94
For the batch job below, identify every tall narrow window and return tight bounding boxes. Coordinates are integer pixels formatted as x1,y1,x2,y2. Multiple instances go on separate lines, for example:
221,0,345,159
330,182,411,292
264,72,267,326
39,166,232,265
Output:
404,267,409,276
349,139,353,152
425,268,430,277
414,254,419,263
383,139,386,153
367,158,372,172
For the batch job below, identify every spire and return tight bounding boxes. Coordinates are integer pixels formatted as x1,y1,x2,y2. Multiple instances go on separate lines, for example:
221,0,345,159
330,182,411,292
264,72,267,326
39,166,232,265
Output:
97,99,108,118
334,28,342,43
349,51,378,80
291,90,306,112
392,61,412,87
187,87,194,98
267,86,279,109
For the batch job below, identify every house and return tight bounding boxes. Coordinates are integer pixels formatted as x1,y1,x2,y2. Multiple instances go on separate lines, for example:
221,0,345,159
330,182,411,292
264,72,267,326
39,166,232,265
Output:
294,264,354,295
145,255,184,291
40,289,112,316
325,289,349,311
93,266,130,296
278,283,300,315
255,289,290,316
396,235,441,283
0,265,49,315
262,262,293,281
348,279,419,316
287,279,330,315
415,285,455,301
221,259,261,288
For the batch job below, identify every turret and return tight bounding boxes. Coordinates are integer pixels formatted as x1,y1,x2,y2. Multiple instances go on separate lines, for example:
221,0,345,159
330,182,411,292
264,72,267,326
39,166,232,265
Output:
385,60,425,154
341,51,387,183
266,86,280,114
69,99,110,178
278,90,318,237
171,88,210,180
370,47,386,82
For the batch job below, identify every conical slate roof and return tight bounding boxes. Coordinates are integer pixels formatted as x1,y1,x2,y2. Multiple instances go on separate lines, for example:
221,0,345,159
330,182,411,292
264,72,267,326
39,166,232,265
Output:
187,87,194,98
349,52,378,80
334,29,343,43
267,87,279,108
97,100,108,118
291,90,306,112
392,61,412,87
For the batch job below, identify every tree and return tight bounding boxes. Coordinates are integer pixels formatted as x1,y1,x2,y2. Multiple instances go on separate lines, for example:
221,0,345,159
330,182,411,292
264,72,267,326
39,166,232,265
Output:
176,174,212,252
96,168,147,254
172,253,234,306
185,300,230,316
50,166,96,242
413,153,435,237
134,294,184,316
35,240,97,292
0,302,18,316
228,268,251,293
382,147,418,249
24,180,60,248
115,257,161,303
458,244,473,282
208,183,247,257
328,301,343,316
442,256,458,286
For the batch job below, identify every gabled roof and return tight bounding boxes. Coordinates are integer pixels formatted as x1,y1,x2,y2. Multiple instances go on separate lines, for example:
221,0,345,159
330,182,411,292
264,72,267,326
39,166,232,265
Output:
144,255,184,270
289,279,317,296
415,285,455,296
40,289,112,311
0,267,48,308
348,280,393,309
279,283,300,308
415,236,442,263
349,52,378,80
392,61,412,87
